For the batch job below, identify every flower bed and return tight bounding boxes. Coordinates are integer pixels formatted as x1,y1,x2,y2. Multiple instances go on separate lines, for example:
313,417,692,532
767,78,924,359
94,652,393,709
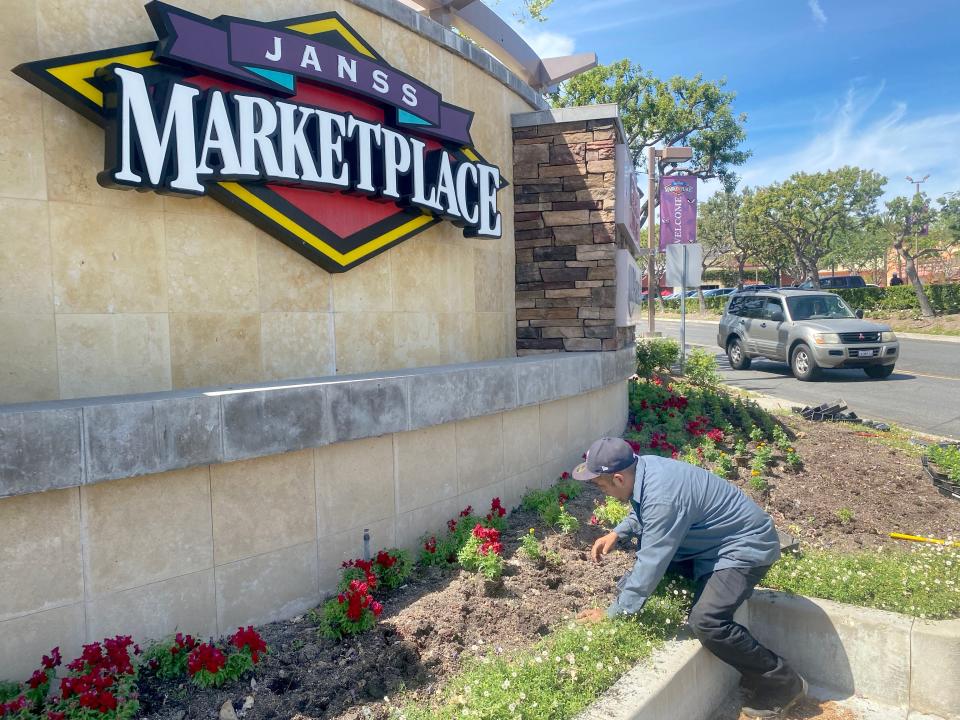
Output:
4,375,958,720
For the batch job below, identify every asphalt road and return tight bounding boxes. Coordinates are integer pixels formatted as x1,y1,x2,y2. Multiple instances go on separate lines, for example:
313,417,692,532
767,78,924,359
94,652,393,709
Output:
656,319,960,439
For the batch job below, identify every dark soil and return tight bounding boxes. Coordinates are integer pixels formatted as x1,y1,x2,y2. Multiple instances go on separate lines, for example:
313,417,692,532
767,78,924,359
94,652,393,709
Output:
138,488,635,720
137,417,959,720
732,415,960,551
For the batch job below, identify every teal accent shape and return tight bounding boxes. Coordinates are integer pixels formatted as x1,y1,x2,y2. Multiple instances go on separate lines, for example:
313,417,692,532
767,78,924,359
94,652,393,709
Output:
244,66,295,91
398,109,432,126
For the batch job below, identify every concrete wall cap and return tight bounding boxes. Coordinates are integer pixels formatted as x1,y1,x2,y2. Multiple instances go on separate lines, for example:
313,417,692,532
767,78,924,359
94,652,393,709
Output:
1,352,633,499
511,104,627,143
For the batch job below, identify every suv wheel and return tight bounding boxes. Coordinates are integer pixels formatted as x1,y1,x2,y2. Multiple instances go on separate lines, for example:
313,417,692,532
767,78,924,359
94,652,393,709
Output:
864,365,895,379
727,338,751,370
791,343,820,381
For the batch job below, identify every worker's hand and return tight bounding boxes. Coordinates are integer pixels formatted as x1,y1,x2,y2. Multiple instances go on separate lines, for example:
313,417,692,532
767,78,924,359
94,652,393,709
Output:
591,531,619,563
576,608,606,624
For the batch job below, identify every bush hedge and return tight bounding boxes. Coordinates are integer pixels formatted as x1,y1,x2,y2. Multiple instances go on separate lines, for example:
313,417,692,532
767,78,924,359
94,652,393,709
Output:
646,283,960,315
834,283,960,314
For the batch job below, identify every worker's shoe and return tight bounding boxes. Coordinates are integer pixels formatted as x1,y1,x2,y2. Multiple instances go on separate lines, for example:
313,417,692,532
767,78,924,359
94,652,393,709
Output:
741,676,808,719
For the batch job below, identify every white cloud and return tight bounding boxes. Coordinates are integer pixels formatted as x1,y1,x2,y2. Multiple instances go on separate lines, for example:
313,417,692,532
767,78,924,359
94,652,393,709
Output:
741,83,960,200
808,0,828,26
519,28,575,58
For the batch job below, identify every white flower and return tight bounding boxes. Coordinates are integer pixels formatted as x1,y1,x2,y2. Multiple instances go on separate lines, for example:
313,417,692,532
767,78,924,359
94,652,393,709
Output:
501,680,510,690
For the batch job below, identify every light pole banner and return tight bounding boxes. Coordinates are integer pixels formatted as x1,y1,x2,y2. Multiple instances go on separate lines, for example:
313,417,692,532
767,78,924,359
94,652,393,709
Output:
659,175,698,250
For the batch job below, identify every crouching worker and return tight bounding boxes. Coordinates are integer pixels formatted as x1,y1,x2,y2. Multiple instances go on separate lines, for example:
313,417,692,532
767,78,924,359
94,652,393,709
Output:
572,437,807,719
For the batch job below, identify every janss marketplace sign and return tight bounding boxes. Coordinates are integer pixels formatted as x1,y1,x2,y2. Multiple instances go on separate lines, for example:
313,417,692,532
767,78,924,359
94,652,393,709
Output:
14,1,506,271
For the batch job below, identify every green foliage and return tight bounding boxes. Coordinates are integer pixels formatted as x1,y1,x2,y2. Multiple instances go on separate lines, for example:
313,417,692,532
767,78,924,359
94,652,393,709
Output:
749,426,766,443
457,532,504,581
373,548,413,590
555,506,580,534
548,60,748,195
393,576,694,720
832,284,960,314
635,337,680,378
519,528,541,561
142,634,197,680
684,348,720,387
0,683,20,704
734,439,748,457
189,651,255,689
835,508,854,525
785,448,803,471
715,452,736,479
743,167,886,284
927,444,960,484
764,545,960,619
748,475,769,492
771,424,791,451
317,590,379,641
592,497,630,529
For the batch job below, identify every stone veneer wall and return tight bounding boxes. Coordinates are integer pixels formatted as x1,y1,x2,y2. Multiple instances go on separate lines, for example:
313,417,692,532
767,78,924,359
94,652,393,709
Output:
0,0,539,405
0,350,632,680
512,108,636,354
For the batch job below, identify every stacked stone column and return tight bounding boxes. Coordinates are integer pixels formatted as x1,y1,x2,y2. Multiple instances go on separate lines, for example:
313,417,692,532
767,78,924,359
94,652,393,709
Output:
512,113,631,354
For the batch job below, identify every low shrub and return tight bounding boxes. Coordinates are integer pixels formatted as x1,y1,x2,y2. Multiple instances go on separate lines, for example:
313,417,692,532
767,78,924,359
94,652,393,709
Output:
635,337,679,378
683,348,720,387
833,283,960,315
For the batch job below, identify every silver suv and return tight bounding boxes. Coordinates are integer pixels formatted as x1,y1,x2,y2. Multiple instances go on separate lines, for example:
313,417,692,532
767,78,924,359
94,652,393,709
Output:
717,288,900,381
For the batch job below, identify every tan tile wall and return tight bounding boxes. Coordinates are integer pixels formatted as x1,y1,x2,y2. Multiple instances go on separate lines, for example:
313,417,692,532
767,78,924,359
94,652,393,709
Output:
0,382,627,680
0,0,531,405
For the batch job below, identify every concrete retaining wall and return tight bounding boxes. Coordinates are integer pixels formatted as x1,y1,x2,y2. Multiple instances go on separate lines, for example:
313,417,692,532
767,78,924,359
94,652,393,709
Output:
579,591,959,720
0,351,633,681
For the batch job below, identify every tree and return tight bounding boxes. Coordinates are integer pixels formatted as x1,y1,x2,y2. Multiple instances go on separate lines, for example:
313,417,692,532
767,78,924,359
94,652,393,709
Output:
697,191,740,306
547,60,749,226
742,167,886,288
882,193,960,317
824,226,890,283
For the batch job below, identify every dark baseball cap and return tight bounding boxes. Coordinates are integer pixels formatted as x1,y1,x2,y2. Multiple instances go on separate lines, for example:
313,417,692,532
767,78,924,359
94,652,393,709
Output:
572,437,638,481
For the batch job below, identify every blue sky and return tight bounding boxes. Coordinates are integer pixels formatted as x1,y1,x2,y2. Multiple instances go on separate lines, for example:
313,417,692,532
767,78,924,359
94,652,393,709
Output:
498,0,960,201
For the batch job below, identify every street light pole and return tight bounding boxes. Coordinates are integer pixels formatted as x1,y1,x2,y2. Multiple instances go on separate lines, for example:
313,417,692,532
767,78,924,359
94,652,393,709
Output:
646,145,656,336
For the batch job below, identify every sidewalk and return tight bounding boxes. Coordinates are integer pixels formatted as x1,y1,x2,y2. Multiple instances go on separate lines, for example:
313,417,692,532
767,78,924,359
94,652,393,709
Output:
655,317,960,344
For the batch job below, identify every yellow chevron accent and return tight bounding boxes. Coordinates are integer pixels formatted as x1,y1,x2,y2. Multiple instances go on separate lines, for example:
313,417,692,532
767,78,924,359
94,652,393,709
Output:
46,50,157,107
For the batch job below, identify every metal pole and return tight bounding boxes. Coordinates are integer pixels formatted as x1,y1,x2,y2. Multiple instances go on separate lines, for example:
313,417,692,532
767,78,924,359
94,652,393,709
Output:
647,146,656,335
680,244,687,374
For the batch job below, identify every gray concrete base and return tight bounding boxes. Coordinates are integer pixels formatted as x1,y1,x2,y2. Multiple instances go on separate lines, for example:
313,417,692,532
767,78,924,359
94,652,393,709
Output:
578,591,957,720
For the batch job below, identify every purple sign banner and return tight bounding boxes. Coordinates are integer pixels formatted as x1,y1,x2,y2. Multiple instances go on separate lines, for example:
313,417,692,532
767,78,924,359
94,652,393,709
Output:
147,1,473,145
658,174,698,251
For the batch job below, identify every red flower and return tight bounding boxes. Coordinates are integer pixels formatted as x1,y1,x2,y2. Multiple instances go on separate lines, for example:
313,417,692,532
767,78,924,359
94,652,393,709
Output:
652,377,663,386
28,669,47,689
187,643,226,676
589,515,598,525
42,647,61,670
561,471,570,479
489,498,506,517
459,506,473,517
447,519,457,532
47,712,66,720
706,428,725,443
558,493,569,506
375,550,397,569
370,601,383,617
423,536,437,554
640,399,649,409
231,626,267,664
